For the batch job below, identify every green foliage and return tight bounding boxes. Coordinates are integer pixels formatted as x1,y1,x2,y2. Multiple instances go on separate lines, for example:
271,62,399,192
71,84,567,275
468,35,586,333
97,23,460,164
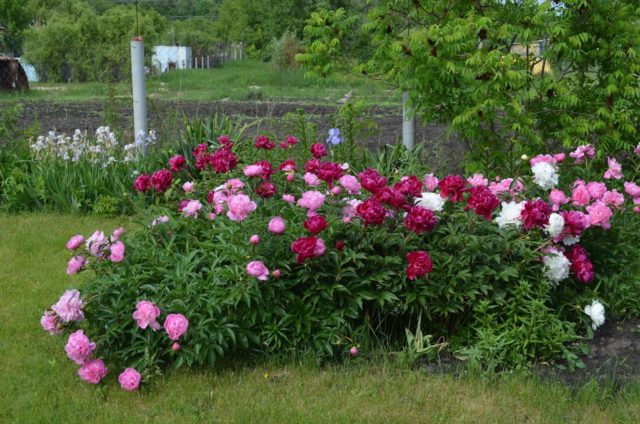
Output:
267,31,303,69
300,1,640,173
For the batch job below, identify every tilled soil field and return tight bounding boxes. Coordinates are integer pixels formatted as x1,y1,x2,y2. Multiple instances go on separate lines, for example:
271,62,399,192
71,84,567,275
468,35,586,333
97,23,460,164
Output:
16,100,465,173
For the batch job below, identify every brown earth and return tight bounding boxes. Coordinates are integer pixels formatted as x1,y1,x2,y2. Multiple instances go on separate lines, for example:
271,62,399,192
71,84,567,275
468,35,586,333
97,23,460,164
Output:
15,99,465,173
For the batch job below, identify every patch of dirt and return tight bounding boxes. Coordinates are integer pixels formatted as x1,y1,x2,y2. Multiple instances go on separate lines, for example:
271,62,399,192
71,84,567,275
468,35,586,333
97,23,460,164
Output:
16,99,465,173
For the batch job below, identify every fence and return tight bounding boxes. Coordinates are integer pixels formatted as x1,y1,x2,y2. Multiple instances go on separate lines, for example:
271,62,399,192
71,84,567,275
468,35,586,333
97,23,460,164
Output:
191,43,245,70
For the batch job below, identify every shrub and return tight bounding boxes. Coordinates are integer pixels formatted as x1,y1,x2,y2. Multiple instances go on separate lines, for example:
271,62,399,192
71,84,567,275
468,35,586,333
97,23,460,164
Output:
42,129,640,388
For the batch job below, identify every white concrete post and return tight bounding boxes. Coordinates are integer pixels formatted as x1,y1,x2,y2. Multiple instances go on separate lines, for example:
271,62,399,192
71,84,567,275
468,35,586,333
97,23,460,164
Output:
131,37,148,157
402,91,414,150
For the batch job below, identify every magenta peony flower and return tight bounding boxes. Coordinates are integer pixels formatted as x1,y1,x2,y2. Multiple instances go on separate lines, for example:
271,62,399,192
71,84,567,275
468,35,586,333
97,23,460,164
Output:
40,310,61,335
339,175,361,195
247,260,269,281
133,300,162,331
586,201,613,229
151,169,173,193
118,368,141,391
310,143,328,158
375,187,406,210
108,241,125,263
603,157,623,180
78,359,107,384
66,235,85,250
168,155,186,173
359,169,387,194
406,251,433,280
210,148,238,173
356,198,387,225
297,191,326,215
133,174,152,192
193,143,209,158
218,134,233,148
304,215,328,234
394,175,423,197
316,162,344,184
65,330,96,364
404,206,438,234
255,181,277,198
182,200,202,218
250,234,260,245
268,216,286,234
254,135,275,150
291,236,324,263
226,194,257,221
52,289,85,322
521,199,553,230
164,313,189,340
465,186,500,220
67,256,86,275
438,175,467,202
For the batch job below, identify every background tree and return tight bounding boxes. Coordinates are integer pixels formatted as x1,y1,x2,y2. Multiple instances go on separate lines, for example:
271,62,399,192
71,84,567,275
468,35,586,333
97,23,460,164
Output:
298,0,640,173
0,0,35,56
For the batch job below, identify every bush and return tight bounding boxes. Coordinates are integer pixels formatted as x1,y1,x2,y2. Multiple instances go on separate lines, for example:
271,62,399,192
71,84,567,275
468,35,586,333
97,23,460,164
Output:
42,128,640,388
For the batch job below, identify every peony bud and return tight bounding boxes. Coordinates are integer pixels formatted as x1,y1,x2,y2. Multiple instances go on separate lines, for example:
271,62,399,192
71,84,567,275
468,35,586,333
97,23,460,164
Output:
250,234,260,245
349,346,358,356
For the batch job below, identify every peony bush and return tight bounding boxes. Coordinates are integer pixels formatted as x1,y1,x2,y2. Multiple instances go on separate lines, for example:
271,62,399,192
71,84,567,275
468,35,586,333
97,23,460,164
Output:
42,130,640,387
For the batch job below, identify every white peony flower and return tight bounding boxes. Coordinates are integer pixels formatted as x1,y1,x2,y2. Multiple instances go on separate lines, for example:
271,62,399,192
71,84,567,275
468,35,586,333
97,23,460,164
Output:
415,192,445,212
562,235,580,246
584,300,605,330
532,162,559,190
543,252,570,285
544,213,565,238
495,201,525,229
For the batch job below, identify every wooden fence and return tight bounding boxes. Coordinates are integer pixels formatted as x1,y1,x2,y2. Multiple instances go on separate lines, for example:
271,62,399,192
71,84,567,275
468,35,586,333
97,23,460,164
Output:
191,43,246,70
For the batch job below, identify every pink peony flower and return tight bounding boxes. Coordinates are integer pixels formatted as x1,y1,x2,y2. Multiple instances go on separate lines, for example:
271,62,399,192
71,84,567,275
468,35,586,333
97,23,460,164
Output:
554,153,566,163
108,241,125,263
65,330,96,364
569,145,596,163
40,310,61,335
283,194,295,204
422,173,439,192
603,157,623,180
586,201,613,229
182,200,202,218
250,234,260,245
86,230,107,256
602,190,624,208
133,300,161,331
330,186,341,196
151,215,169,226
350,347,359,356
66,235,85,250
624,181,640,198
313,238,326,256
635,143,640,156
272,269,281,278
111,227,125,241
78,359,107,384
297,191,326,215
549,189,569,211
164,313,189,340
226,194,257,221
67,256,86,275
182,182,194,193
118,368,141,391
586,182,607,200
303,172,321,186
339,175,362,195
243,164,264,177
52,289,85,322
467,173,489,188
530,154,555,166
268,216,286,234
172,342,181,351
247,260,269,281
571,183,591,207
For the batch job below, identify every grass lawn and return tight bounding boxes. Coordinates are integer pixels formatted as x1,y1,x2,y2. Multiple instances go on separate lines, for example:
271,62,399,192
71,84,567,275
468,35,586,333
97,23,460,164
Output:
2,213,640,423
0,60,399,105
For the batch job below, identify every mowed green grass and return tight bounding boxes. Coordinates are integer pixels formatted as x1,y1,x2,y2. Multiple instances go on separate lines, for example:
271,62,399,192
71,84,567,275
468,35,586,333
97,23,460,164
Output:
2,213,640,423
0,60,399,105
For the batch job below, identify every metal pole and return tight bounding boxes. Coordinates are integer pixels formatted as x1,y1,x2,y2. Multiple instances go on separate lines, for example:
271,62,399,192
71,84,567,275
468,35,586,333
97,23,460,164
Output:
402,91,414,150
131,37,148,157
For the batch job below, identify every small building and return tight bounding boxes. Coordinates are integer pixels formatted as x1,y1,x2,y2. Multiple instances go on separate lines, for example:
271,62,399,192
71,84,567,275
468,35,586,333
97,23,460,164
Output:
17,58,39,82
152,46,192,73
0,56,29,90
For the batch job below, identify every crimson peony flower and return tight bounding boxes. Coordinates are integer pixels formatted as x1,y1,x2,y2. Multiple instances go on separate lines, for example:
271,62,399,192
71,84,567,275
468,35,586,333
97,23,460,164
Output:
521,199,552,230
305,158,321,173
133,174,151,192
375,186,406,210
256,182,277,198
192,143,209,157
194,153,212,171
310,143,328,158
404,206,437,234
255,160,275,180
218,135,233,149
394,176,422,198
406,251,433,280
356,198,387,225
304,215,328,234
168,155,186,173
151,169,173,193
465,186,500,220
316,162,344,184
210,148,238,173
279,159,297,172
359,168,388,194
438,175,467,202
335,240,345,251
291,236,324,263
565,244,595,284
254,135,275,150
